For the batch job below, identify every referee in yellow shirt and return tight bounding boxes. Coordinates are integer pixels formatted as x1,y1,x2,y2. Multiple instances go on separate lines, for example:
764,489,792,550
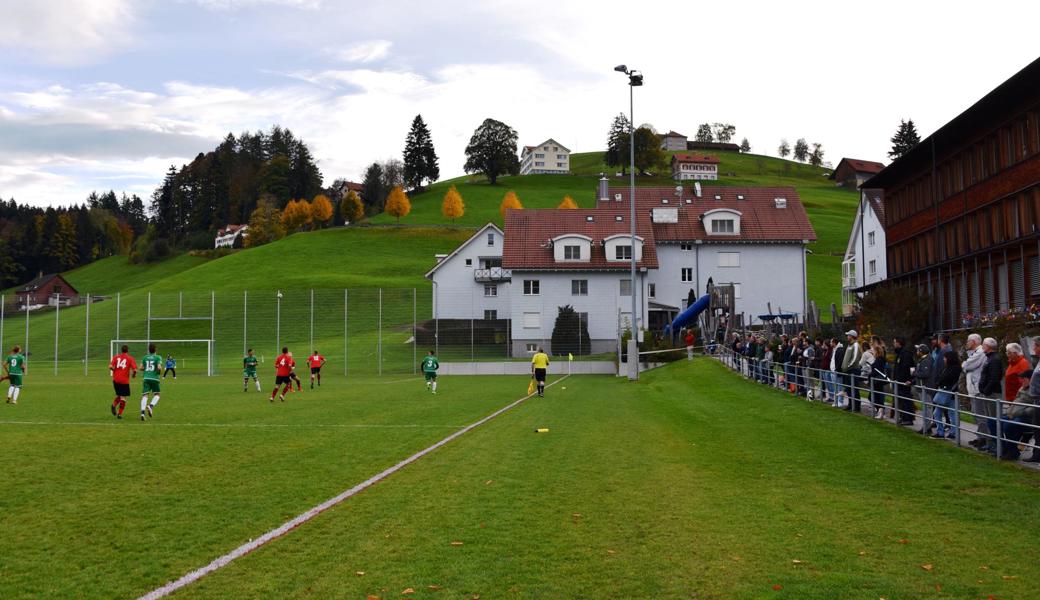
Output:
531,348,550,397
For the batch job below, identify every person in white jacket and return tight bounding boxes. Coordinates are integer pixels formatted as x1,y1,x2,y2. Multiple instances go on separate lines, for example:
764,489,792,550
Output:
961,333,986,448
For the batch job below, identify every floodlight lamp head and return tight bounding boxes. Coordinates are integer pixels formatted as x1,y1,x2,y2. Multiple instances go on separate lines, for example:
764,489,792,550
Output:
629,72,643,86
614,64,628,73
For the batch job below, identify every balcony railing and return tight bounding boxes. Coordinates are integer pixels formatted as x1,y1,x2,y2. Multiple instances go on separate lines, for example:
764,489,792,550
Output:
474,267,512,282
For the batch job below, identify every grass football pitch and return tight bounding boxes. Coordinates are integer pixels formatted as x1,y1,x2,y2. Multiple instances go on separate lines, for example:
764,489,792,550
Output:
2,360,1039,599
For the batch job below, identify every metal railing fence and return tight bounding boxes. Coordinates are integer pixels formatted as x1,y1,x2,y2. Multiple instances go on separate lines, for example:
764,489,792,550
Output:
714,346,1040,463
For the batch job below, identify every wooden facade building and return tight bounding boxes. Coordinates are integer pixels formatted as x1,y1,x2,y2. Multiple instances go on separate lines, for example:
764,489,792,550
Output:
864,56,1040,330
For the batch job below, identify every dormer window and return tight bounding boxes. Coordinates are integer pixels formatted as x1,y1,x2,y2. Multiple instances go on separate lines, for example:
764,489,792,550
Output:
711,219,735,234
615,245,633,260
552,234,592,262
603,234,644,262
703,208,742,236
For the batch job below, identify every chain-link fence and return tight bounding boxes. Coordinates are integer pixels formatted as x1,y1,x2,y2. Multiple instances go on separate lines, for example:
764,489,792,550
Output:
0,288,617,378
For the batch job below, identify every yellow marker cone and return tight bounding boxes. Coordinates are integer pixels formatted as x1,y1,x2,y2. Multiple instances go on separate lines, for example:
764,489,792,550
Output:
568,353,574,361
534,428,549,433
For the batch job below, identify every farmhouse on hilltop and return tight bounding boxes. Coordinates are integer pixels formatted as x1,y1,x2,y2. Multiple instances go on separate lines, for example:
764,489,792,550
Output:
214,224,249,248
427,181,815,355
864,55,1040,331
16,272,78,308
519,139,570,175
671,153,719,181
660,131,688,151
830,157,885,188
841,189,887,316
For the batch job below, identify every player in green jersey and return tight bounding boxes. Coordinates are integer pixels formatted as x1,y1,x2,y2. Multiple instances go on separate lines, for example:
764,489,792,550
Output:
243,349,261,392
140,343,163,420
421,350,439,394
4,345,26,405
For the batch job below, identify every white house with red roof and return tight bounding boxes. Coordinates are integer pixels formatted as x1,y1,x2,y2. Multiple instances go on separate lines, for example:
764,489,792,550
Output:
519,139,570,175
214,224,249,248
670,153,719,181
425,181,815,355
841,188,887,315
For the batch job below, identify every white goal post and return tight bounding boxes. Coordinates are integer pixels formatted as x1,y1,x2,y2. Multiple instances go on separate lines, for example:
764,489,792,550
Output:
109,339,214,376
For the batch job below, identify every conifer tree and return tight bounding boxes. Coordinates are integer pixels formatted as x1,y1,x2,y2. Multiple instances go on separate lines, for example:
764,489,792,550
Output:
403,114,440,192
441,185,465,223
778,139,790,158
604,113,631,175
558,195,578,209
888,119,921,160
739,138,751,153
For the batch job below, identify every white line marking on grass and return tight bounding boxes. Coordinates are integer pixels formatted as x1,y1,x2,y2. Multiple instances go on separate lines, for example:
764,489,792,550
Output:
139,374,570,600
379,377,424,384
0,420,464,430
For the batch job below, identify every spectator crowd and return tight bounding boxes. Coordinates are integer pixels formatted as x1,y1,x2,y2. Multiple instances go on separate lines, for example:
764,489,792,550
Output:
719,329,1040,463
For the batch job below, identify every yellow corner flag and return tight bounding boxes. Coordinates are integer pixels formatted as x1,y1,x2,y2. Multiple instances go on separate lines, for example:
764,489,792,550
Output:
568,353,574,361
527,379,536,395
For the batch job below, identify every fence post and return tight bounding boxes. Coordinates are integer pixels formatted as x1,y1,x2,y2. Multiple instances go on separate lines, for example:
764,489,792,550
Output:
276,292,281,353
115,292,120,341
0,294,4,357
996,397,1003,459
84,294,90,376
309,289,314,353
412,288,417,375
54,294,60,375
210,291,215,373
24,295,30,368
179,291,183,318
349,289,353,374
243,290,248,357
146,292,151,343
378,288,383,376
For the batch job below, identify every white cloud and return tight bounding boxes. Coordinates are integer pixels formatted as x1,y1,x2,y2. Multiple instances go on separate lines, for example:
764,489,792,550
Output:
0,0,135,66
333,40,393,64
187,0,322,9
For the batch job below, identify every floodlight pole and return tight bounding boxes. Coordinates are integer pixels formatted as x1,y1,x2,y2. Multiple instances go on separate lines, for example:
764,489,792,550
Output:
616,64,642,380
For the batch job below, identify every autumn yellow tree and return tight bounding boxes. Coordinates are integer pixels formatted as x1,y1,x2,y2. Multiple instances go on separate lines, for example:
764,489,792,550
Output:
341,190,364,224
280,199,313,232
558,195,578,209
245,198,285,248
310,194,333,228
499,190,522,219
441,185,465,223
384,186,411,223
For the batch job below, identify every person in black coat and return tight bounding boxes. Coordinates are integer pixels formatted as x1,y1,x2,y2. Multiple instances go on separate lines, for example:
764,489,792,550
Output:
932,351,963,438
891,337,916,425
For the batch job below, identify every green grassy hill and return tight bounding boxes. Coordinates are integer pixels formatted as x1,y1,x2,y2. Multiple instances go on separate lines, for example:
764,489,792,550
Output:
373,150,858,311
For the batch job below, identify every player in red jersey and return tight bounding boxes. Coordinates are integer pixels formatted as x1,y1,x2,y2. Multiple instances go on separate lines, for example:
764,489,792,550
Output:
270,347,294,402
287,352,303,392
307,350,326,389
109,344,138,419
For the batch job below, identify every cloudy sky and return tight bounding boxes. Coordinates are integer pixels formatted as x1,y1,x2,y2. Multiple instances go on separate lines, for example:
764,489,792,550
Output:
1,0,1038,208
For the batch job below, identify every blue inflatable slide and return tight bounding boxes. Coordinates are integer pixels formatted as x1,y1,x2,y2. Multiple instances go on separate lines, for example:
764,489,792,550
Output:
664,294,710,334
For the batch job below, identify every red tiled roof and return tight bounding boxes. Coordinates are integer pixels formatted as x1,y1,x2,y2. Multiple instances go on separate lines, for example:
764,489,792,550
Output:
502,209,659,270
610,186,816,242
837,157,885,174
862,188,886,222
671,153,719,164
